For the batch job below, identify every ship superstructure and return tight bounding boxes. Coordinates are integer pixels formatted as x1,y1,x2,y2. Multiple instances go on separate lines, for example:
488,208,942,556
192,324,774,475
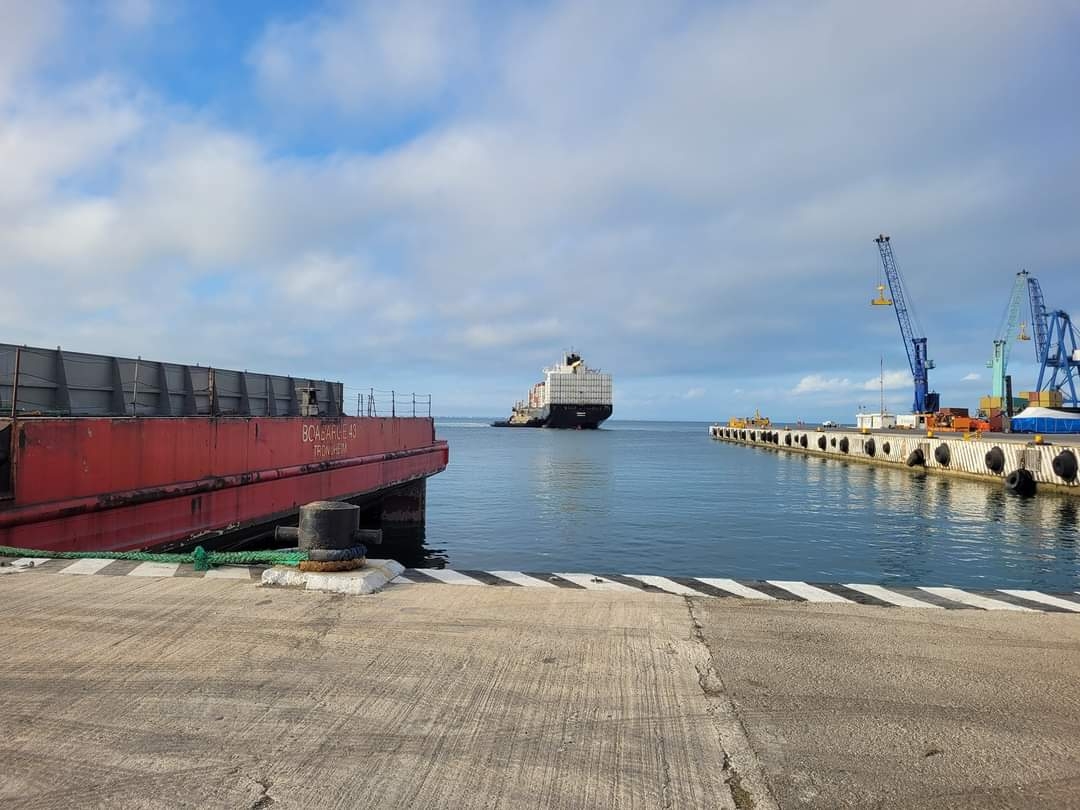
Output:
493,353,613,429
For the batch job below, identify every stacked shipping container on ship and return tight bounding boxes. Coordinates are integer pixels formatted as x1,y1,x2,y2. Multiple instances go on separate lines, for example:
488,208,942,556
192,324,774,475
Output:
493,353,613,429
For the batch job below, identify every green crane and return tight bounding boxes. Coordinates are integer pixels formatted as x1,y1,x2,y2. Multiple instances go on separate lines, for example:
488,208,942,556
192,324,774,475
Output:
986,270,1031,399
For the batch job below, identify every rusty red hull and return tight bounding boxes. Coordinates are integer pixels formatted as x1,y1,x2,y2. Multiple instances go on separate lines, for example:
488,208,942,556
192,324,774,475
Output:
0,416,448,553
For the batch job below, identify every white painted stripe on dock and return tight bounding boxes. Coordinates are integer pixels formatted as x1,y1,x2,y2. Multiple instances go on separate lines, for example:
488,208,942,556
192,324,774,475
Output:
487,571,558,588
204,566,255,580
998,590,1080,612
695,578,775,600
552,573,640,591
58,558,115,575
844,583,943,609
128,561,180,578
421,569,487,586
625,575,703,596
919,587,1035,611
768,581,853,603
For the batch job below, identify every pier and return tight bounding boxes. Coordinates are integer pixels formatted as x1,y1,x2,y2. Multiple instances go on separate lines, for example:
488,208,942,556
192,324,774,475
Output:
2,569,1079,808
710,424,1080,495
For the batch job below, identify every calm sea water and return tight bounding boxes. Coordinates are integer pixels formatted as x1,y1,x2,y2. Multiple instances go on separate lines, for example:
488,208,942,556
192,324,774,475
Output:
425,419,1080,590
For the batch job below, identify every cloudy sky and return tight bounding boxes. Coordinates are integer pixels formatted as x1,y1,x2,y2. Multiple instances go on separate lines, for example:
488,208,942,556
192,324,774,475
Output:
3,0,1079,420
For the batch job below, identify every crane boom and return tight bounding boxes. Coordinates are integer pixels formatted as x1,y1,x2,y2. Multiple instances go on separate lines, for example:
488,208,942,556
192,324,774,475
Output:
987,271,1029,399
1027,275,1050,363
874,234,936,414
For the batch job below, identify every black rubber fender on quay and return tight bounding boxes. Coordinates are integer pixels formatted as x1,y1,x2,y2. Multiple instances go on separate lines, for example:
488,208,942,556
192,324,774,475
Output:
839,437,849,453
817,435,827,450
934,443,951,466
906,448,925,467
1004,468,1036,496
1052,450,1078,482
882,441,891,455
864,438,876,457
985,446,1005,474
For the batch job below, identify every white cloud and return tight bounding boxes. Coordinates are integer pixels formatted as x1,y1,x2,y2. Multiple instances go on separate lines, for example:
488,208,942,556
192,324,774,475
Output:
793,375,852,395
860,370,912,391
1,0,1078,416
683,387,705,400
249,0,470,116
460,318,563,351
106,0,156,29
961,372,982,382
0,0,61,102
793,369,910,396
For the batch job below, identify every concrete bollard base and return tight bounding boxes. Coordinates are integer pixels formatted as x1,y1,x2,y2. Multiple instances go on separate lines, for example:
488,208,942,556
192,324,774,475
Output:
261,559,405,595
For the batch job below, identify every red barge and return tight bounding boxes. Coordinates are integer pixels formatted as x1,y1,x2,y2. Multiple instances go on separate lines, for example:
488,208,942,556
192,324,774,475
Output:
0,343,448,553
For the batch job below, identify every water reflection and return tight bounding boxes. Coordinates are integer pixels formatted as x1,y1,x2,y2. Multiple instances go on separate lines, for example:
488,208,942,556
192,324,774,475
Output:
1057,501,1078,542
380,527,449,569
424,421,1080,589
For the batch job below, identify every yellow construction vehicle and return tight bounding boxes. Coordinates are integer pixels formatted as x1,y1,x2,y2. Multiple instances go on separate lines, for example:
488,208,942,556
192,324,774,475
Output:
729,409,771,428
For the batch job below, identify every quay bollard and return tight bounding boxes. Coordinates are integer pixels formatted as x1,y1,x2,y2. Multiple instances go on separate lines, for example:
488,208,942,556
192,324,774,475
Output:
274,501,380,572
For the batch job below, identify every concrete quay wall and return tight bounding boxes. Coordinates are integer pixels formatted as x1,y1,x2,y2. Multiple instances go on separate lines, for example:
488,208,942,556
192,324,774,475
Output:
709,424,1080,495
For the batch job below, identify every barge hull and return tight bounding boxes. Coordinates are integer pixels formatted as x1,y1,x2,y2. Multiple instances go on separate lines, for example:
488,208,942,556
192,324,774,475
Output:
0,416,448,553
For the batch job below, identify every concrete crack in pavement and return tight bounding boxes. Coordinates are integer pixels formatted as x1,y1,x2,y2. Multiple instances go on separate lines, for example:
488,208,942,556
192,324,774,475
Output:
683,595,780,810
654,722,675,809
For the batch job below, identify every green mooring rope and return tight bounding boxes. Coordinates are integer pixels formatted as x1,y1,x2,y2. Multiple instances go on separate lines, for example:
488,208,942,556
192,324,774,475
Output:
0,545,307,571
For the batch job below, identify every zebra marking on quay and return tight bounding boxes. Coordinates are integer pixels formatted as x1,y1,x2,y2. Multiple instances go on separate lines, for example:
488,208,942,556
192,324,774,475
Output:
390,568,1080,613
6,557,1080,613
2,557,264,580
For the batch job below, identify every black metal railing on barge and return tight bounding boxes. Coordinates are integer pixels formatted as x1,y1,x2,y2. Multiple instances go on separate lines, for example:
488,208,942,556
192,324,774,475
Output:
345,387,433,418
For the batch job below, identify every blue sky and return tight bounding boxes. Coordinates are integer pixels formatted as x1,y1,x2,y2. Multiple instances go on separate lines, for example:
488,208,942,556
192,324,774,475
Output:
3,0,1079,420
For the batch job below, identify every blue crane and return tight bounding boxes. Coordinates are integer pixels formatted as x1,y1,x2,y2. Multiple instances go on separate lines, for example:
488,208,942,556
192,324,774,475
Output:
872,234,938,414
1026,274,1080,406
986,271,1030,400
1027,274,1050,363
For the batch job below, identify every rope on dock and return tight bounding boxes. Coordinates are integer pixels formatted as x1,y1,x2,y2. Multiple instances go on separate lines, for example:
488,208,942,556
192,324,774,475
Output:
0,545,307,570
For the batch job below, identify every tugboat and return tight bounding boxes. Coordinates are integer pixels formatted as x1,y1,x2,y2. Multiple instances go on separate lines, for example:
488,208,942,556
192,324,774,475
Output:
492,353,613,429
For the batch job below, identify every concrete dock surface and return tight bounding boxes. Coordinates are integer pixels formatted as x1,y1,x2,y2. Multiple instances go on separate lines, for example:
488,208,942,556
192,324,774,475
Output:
1,575,1079,809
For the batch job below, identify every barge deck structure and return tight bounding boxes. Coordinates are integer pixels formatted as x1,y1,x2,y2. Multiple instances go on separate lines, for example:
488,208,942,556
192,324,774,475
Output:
0,343,448,553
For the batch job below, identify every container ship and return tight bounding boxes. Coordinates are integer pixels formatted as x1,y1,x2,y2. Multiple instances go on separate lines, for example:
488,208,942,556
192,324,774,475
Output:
492,353,612,429
0,342,448,553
